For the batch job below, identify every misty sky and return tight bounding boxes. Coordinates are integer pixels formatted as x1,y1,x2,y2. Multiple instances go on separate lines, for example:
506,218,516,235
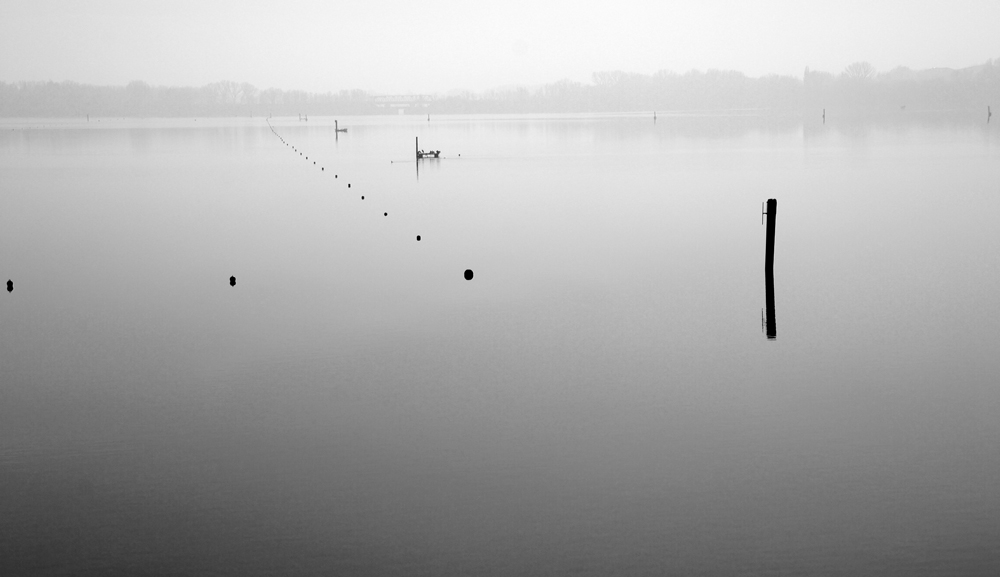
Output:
2,0,998,94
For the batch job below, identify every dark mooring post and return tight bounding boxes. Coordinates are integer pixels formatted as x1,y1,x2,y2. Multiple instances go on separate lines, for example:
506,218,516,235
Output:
764,199,777,339
415,136,419,160
764,199,777,273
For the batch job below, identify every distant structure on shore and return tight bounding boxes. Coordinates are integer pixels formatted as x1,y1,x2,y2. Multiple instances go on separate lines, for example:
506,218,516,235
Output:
373,94,434,114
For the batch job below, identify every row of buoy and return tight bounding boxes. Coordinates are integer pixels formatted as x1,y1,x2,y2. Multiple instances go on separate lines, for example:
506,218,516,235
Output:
6,269,474,292
265,119,473,280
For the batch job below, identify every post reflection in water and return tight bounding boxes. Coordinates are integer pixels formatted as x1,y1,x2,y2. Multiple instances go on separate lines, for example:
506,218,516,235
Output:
764,268,777,339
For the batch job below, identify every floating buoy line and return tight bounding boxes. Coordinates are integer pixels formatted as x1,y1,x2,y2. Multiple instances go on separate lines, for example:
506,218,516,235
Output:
8,119,476,297
262,117,474,280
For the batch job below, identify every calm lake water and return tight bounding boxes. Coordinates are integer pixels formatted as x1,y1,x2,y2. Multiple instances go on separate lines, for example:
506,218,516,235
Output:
2,113,999,575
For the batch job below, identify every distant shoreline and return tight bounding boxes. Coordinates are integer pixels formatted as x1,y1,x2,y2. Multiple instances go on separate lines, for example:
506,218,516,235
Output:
3,60,996,118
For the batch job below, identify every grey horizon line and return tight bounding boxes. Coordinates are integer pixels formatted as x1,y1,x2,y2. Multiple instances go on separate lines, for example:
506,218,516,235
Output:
6,56,998,97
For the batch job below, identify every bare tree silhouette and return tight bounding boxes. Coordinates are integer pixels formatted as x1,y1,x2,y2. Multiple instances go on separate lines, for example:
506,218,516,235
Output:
843,61,877,80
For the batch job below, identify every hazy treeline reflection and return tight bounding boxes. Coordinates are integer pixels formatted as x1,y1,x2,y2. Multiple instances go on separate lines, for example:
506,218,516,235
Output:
2,60,997,117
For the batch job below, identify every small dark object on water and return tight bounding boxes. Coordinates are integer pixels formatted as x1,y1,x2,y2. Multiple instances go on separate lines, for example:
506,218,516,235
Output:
6,280,12,293
335,175,338,178
416,235,421,241
230,276,236,287
348,184,351,188
384,212,388,216
321,167,324,170
361,196,364,199
464,269,473,281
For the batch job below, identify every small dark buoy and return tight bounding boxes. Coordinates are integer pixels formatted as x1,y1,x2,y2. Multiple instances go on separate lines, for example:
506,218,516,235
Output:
464,269,473,281
230,276,236,287
313,161,315,164
348,184,351,188
335,175,338,178
384,212,387,216
6,279,12,293
321,167,324,170
416,235,421,241
361,196,364,199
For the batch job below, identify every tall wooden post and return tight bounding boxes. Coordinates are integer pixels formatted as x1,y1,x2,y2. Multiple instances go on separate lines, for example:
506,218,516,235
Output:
764,199,777,339
764,199,777,274
415,136,419,160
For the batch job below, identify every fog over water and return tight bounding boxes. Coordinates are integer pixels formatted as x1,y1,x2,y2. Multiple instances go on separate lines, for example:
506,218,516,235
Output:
3,2,1000,575
3,1,999,93
1,114,999,574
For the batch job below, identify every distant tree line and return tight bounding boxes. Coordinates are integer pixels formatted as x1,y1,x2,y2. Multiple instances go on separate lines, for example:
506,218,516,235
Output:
2,60,997,117
803,60,1000,114
0,80,374,117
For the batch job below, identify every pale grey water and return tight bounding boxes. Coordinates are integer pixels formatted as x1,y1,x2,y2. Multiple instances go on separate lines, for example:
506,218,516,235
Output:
1,114,999,575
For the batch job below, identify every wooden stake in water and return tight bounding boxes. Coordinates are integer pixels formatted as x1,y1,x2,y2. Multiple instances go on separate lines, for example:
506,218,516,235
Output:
764,199,777,273
763,199,777,339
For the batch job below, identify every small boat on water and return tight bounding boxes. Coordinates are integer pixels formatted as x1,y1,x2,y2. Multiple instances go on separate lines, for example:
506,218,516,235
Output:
415,136,439,159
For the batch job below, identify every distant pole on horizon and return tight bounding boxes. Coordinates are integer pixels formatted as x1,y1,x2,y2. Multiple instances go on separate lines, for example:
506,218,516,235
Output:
823,109,826,123
989,106,992,123
415,136,418,161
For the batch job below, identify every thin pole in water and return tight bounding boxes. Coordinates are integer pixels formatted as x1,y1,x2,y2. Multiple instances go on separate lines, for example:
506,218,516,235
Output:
764,199,777,274
763,199,777,339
